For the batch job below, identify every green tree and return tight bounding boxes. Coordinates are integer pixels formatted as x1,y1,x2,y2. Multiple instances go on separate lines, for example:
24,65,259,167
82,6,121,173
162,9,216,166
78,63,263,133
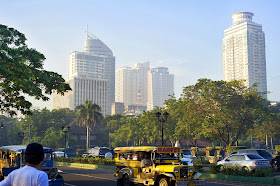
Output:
18,108,76,145
0,115,20,145
180,79,268,147
0,24,71,116
75,100,102,149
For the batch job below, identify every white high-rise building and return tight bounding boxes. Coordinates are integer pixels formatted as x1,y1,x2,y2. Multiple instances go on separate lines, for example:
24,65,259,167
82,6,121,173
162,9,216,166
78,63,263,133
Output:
115,62,150,106
53,31,115,115
223,12,267,98
147,67,174,110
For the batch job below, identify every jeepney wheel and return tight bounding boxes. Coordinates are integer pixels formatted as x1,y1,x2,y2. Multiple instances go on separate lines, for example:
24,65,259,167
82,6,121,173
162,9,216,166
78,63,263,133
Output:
158,177,170,186
123,174,133,186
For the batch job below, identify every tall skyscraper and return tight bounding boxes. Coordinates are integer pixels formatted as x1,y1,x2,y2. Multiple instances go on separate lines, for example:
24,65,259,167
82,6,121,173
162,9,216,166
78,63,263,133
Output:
223,12,267,98
115,62,150,106
147,67,174,110
53,31,115,115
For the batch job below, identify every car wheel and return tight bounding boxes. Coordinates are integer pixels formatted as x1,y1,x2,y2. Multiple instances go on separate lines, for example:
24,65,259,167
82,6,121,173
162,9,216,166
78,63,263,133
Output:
159,177,171,186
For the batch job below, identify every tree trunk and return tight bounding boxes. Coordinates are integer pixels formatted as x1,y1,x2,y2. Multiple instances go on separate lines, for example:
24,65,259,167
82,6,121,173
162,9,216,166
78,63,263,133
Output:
86,127,89,149
89,130,91,148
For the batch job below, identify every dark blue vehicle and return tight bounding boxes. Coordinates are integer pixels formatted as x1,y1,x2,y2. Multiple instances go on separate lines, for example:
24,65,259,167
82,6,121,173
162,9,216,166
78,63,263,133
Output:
65,148,76,158
0,145,64,185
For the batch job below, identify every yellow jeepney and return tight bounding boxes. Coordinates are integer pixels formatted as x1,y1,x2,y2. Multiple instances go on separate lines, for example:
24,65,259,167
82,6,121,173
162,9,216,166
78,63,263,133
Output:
114,146,204,186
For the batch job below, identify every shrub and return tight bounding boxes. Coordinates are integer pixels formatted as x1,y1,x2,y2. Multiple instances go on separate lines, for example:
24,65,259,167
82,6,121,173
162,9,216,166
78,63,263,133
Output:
209,164,221,174
197,150,206,157
251,168,273,177
194,164,204,172
216,166,274,177
193,158,209,164
221,166,239,175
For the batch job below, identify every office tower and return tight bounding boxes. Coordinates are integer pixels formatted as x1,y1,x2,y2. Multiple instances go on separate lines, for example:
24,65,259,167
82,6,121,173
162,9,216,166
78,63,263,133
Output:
111,102,124,115
223,12,267,98
53,31,115,115
115,62,150,106
147,67,174,110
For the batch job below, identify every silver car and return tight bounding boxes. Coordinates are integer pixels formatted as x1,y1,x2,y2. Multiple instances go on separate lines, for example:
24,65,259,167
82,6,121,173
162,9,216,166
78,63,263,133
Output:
217,153,271,170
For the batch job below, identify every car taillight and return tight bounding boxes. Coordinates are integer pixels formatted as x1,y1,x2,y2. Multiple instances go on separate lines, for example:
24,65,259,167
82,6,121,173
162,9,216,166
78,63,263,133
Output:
191,160,193,163
253,162,261,165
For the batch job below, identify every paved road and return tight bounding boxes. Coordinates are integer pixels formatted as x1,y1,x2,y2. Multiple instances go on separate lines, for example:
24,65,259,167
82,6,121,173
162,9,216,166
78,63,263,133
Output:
58,165,270,186
58,165,116,186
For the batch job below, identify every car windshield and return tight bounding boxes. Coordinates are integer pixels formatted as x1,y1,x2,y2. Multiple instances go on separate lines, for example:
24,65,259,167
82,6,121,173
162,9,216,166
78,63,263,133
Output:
181,150,191,155
155,153,179,160
100,149,110,155
257,150,273,159
247,154,263,159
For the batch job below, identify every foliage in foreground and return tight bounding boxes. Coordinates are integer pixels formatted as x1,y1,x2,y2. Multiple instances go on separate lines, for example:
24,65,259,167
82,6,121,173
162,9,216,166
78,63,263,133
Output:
55,157,115,166
194,163,204,172
0,24,71,116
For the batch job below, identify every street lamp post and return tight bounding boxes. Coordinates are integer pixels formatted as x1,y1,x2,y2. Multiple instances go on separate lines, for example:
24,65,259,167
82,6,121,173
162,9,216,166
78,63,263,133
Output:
61,126,70,158
156,111,169,146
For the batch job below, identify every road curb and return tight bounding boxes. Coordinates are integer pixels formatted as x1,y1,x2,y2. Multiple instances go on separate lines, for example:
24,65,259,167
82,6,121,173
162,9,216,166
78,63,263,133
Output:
202,173,280,185
55,162,115,171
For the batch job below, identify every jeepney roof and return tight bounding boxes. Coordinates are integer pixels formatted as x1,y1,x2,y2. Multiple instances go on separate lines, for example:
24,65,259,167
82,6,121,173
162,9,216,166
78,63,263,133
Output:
114,146,157,152
0,145,54,153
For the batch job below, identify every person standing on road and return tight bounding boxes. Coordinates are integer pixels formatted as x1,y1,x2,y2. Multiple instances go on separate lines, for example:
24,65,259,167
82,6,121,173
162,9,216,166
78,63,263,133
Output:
0,143,48,186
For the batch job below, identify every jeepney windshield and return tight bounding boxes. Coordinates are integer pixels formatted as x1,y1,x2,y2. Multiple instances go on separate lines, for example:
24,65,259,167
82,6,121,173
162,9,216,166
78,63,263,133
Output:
155,153,179,160
44,152,52,161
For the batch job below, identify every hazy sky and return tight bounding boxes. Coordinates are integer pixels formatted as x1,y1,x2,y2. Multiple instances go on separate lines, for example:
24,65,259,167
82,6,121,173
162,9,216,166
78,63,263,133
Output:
2,0,280,109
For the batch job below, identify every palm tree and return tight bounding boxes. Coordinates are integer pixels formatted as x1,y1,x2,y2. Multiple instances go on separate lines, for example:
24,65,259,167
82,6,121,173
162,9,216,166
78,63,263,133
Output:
75,100,102,149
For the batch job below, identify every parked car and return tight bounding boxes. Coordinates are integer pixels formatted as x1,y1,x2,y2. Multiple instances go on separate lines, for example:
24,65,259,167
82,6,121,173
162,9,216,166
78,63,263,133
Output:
230,149,273,160
87,147,111,158
53,151,67,158
181,154,193,166
217,153,271,170
181,149,193,159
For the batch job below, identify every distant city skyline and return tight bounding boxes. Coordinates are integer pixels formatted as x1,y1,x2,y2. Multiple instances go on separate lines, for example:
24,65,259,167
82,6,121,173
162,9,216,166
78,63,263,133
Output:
2,1,279,110
115,62,174,111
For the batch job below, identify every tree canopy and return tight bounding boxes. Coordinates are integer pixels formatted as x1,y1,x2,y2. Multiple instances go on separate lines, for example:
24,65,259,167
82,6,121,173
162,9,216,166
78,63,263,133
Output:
0,24,71,116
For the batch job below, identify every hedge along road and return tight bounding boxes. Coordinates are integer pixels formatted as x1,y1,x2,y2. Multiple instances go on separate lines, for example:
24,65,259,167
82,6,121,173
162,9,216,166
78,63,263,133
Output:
56,163,272,186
